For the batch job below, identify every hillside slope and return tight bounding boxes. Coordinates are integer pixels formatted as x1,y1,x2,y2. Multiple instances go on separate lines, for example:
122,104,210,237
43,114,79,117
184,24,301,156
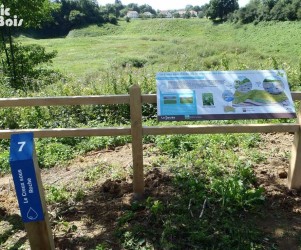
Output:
18,19,301,80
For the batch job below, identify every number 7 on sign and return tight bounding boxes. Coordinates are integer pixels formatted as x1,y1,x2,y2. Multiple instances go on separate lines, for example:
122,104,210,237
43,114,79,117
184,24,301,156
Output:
18,141,26,152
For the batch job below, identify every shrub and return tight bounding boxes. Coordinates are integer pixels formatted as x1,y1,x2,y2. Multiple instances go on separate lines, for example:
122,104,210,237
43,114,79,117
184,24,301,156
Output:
0,151,10,174
120,57,147,68
0,43,58,90
36,140,75,168
109,14,118,25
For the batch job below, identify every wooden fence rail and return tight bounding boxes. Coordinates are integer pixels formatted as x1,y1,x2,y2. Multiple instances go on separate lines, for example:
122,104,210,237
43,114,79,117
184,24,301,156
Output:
1,85,301,197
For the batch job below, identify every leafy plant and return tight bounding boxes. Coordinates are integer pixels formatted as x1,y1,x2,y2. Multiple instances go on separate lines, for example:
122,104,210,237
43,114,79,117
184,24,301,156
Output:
84,166,103,182
155,134,198,157
94,243,109,250
117,211,135,226
57,220,78,234
36,140,74,168
121,231,151,250
46,186,69,203
74,189,85,202
0,43,58,90
0,150,10,174
146,197,164,215
211,176,264,211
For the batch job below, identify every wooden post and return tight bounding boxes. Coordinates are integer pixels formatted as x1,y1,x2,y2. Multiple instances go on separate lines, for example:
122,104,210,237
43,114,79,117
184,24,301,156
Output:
130,85,144,198
24,148,55,250
288,105,301,189
9,133,55,250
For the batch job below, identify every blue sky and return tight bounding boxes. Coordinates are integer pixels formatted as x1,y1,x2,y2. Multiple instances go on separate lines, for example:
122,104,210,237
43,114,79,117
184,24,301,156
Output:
97,0,250,10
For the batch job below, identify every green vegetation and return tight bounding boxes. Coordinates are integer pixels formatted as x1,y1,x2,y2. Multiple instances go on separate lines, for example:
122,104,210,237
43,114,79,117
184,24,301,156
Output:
0,18,299,173
230,0,301,24
206,0,239,20
233,89,289,104
0,18,300,249
18,19,301,83
28,0,156,37
117,133,266,249
0,0,54,89
46,186,70,203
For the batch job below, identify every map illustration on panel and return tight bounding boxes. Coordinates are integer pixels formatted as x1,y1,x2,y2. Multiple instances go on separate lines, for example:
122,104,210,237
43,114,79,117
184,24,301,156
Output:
233,76,290,107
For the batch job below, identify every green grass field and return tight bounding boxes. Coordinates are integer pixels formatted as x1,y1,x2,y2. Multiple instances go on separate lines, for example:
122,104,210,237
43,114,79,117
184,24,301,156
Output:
18,19,301,90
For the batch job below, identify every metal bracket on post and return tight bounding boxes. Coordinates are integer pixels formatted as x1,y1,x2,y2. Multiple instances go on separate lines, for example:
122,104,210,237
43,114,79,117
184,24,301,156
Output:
288,104,301,189
9,133,55,250
130,85,144,199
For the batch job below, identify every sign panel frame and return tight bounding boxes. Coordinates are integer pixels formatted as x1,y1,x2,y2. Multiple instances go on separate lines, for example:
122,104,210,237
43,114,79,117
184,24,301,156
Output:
157,70,296,121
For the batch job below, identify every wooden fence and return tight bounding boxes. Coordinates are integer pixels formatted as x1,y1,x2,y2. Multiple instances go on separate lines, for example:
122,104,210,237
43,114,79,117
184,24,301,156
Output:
1,84,301,197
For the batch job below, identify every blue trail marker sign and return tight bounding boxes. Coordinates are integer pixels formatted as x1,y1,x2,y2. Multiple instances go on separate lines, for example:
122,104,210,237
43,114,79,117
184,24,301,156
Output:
9,132,54,250
10,133,44,222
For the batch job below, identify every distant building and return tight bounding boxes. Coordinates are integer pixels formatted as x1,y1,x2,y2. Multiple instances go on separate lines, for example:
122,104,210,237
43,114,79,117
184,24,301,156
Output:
142,12,153,18
178,10,186,17
176,10,198,18
159,10,172,18
127,11,139,19
189,10,198,17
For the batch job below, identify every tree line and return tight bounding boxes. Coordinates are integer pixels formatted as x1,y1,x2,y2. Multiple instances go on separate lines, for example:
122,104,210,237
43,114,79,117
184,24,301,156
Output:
229,0,301,24
33,0,159,38
37,1,210,37
1,0,301,91
19,0,301,37
205,0,301,22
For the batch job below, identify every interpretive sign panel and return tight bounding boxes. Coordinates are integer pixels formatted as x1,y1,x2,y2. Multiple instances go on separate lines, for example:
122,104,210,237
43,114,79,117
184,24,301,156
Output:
157,70,296,121
10,133,44,223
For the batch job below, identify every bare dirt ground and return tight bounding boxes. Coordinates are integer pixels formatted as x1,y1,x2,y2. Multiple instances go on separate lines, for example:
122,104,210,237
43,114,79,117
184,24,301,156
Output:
252,133,301,250
1,133,301,249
